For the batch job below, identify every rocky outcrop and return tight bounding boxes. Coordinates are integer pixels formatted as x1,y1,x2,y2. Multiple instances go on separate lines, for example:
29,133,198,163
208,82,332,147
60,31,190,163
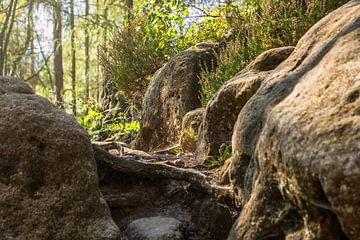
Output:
0,77,120,239
134,43,217,153
196,47,294,163
126,217,184,240
227,1,360,239
100,77,126,113
180,108,204,153
99,77,130,132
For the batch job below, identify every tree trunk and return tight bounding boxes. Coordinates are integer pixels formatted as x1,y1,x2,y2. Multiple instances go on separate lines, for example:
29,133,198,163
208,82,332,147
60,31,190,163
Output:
35,28,53,90
3,0,18,75
85,0,90,100
125,0,133,22
0,0,17,76
29,6,37,89
96,0,100,102
71,0,76,115
53,0,64,106
12,1,34,79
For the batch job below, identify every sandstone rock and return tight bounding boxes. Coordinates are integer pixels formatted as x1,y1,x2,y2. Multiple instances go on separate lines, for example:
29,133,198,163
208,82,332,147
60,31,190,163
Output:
179,108,204,153
0,77,120,239
196,47,294,163
126,217,184,240
100,78,126,112
99,78,129,132
228,1,360,239
0,76,34,94
134,43,217,152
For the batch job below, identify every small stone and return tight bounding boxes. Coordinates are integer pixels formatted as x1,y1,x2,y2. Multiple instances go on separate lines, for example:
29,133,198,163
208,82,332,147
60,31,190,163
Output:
127,217,184,240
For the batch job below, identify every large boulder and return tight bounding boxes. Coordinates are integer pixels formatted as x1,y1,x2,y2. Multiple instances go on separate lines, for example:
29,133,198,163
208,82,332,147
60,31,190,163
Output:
0,77,120,239
134,43,218,152
196,46,294,163
228,1,360,239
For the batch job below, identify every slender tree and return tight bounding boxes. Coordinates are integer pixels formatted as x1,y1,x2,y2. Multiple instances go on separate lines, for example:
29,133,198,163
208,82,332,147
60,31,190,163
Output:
125,0,133,21
11,1,34,78
70,0,76,115
28,1,37,89
0,0,18,76
85,0,90,101
34,27,54,90
53,0,64,106
96,0,103,102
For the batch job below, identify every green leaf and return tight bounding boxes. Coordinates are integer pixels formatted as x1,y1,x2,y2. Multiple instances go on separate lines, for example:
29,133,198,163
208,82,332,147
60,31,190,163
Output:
158,41,165,49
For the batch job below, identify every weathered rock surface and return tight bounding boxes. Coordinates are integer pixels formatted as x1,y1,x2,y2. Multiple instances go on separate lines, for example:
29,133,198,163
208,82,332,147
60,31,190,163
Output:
100,77,126,113
196,46,294,163
228,1,360,239
126,217,184,240
100,78,128,121
180,108,204,153
134,43,217,152
0,77,120,239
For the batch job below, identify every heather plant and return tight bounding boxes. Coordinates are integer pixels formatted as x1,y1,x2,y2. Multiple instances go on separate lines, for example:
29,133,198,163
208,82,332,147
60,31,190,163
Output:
199,0,348,107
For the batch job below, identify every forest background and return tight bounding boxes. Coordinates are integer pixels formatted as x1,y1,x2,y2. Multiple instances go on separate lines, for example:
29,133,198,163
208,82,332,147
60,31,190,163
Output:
0,0,348,144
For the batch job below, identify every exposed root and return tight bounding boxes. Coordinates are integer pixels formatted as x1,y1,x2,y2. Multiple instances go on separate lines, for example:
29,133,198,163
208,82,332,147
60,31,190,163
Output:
92,143,236,206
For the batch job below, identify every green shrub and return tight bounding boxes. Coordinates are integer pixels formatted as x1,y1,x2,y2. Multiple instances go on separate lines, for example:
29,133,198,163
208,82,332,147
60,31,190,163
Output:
200,38,260,107
76,99,104,140
100,0,231,105
99,14,165,104
76,99,140,142
203,143,233,169
199,0,349,107
100,0,349,107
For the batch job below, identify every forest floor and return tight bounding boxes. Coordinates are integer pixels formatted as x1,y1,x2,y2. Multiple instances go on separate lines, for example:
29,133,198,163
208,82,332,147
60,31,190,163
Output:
92,142,239,240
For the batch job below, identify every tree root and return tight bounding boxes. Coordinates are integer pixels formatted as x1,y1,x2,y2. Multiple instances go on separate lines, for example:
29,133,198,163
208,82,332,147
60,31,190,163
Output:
92,143,237,206
93,141,182,161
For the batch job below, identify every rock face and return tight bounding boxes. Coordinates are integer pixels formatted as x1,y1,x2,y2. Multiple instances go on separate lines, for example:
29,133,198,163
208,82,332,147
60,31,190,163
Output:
196,46,294,163
228,1,360,239
134,43,217,152
180,108,204,153
100,77,127,119
126,217,184,240
100,78,124,112
0,77,120,239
